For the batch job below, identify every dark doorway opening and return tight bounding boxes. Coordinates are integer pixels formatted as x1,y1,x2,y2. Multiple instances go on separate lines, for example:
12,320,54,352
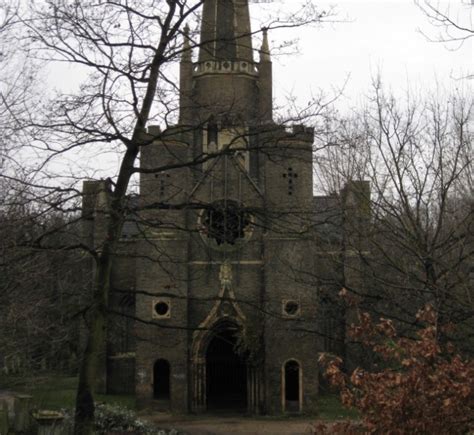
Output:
206,328,247,411
285,360,300,412
153,359,170,400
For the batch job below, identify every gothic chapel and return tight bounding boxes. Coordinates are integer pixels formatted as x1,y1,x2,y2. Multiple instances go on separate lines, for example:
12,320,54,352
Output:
82,0,370,415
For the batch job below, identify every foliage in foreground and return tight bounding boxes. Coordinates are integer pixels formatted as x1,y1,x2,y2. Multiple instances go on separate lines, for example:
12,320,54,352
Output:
59,404,179,435
315,304,474,434
94,403,179,435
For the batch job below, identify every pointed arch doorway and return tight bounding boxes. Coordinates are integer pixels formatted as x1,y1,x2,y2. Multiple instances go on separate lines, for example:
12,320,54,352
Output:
206,327,247,411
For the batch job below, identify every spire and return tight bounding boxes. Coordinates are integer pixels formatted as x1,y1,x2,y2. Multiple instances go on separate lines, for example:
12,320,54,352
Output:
179,24,193,124
192,0,263,124
181,24,192,62
259,28,271,63
258,27,273,122
199,0,254,63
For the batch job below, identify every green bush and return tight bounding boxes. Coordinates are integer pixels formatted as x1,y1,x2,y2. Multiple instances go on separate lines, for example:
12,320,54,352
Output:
43,404,179,435
93,403,179,434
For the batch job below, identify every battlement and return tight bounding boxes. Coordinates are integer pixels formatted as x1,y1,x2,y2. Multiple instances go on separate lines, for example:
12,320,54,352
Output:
274,124,315,144
147,125,161,137
292,125,315,136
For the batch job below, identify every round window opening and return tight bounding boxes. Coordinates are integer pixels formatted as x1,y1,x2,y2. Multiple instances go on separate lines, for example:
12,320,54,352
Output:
284,301,300,317
200,200,253,248
154,301,170,317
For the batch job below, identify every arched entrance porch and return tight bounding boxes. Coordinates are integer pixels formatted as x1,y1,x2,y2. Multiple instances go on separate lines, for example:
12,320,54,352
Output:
191,319,263,414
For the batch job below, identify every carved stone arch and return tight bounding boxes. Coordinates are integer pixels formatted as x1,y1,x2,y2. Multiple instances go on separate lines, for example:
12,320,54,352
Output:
192,316,244,363
190,260,255,413
191,317,245,413
191,261,247,365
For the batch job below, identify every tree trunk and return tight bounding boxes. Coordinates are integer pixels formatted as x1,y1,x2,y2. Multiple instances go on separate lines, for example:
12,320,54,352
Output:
73,254,111,435
69,3,194,432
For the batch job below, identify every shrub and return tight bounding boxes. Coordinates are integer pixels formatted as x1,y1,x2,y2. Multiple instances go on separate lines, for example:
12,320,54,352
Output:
47,404,179,434
316,304,474,434
94,403,178,434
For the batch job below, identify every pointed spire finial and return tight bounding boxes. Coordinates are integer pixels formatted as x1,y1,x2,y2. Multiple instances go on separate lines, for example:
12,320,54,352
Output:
260,27,271,63
181,24,192,62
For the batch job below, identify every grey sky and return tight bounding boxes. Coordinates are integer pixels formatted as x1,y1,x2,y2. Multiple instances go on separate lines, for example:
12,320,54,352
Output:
259,0,472,109
49,1,472,109
40,0,472,183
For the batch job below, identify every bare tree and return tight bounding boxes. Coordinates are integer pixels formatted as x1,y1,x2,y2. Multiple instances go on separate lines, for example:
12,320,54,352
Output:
416,0,473,78
0,2,39,173
314,113,372,195
314,81,473,359
416,0,473,43
1,1,334,433
0,203,84,377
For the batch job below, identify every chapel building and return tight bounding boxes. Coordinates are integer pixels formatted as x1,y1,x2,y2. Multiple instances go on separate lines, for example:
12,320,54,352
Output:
82,0,370,415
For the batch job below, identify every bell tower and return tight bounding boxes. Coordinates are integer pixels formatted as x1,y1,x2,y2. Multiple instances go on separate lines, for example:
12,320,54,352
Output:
134,0,318,416
179,0,273,125
85,0,372,418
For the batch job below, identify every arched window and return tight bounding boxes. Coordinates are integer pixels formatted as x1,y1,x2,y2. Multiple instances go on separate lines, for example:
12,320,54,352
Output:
207,121,218,146
283,360,302,412
153,359,170,400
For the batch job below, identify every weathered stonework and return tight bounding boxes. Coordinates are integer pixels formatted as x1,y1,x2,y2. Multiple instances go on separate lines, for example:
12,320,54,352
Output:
82,0,370,415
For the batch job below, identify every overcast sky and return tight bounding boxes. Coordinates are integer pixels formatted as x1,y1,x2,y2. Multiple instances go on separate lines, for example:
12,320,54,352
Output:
41,0,472,183
49,1,472,109
256,0,472,110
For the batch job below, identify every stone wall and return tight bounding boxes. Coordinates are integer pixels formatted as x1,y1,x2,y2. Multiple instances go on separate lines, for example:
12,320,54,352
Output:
0,393,34,434
107,356,136,395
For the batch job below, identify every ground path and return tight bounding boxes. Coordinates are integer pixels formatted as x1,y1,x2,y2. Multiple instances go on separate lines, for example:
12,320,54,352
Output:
144,413,320,435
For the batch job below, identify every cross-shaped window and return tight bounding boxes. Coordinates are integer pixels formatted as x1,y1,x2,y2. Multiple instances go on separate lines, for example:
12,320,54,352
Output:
282,167,298,195
155,173,171,197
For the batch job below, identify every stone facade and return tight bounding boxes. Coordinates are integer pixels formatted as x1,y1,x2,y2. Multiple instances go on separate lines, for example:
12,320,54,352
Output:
82,0,370,415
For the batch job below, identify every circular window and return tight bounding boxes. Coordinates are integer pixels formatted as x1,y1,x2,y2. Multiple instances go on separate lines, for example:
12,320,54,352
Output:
284,300,300,317
199,200,253,249
154,301,170,317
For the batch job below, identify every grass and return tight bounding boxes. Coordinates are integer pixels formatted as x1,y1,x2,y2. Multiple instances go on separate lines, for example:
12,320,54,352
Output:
1,374,356,421
0,374,135,410
316,394,358,420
